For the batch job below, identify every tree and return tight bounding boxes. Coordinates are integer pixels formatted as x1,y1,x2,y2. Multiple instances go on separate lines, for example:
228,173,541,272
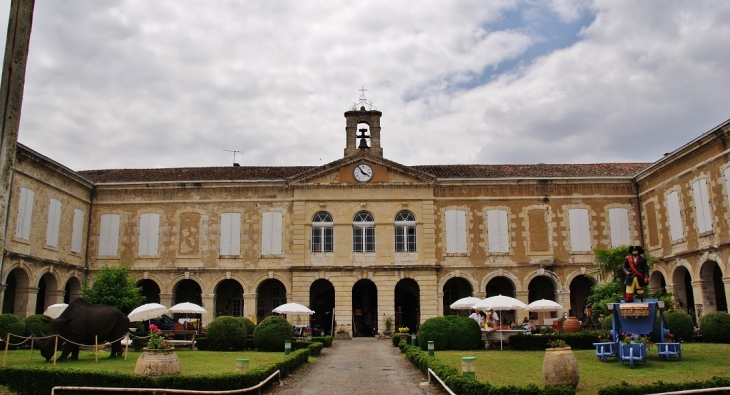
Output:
592,245,657,282
81,264,145,314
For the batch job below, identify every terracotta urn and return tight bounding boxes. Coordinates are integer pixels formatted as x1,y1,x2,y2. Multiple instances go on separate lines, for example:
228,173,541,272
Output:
542,347,580,388
563,316,581,333
134,348,181,376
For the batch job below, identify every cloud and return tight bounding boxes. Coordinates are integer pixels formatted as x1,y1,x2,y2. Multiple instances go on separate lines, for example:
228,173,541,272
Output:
1,0,728,170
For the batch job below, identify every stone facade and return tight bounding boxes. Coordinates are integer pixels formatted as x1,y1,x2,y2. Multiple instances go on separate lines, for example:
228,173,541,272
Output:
1,106,728,336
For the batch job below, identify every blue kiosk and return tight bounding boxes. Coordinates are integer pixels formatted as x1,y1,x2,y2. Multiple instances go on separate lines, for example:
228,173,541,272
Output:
593,299,680,368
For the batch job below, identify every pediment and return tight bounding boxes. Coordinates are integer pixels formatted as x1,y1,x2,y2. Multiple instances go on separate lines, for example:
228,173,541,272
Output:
287,152,436,185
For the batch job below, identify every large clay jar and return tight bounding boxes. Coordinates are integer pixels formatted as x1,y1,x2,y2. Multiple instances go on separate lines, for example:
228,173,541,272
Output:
134,348,181,376
563,316,581,333
542,347,580,388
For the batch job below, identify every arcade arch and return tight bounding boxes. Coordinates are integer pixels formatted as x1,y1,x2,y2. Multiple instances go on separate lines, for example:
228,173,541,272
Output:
310,279,334,336
215,279,244,317
395,278,420,333
699,260,728,314
256,278,287,323
352,279,377,337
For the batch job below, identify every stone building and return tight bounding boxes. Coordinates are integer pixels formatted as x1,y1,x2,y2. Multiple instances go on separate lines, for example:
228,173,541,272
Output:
1,98,728,336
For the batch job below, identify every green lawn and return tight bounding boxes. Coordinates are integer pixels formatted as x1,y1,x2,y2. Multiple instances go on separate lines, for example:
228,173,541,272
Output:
1,348,291,375
434,343,730,394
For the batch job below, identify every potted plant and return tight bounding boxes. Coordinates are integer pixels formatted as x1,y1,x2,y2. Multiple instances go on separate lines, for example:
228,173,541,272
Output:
134,324,181,376
383,315,394,336
397,326,410,343
335,325,351,339
542,339,579,388
618,332,649,368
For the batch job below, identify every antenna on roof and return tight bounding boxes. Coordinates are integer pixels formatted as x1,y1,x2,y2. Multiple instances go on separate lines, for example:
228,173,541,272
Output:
222,150,243,166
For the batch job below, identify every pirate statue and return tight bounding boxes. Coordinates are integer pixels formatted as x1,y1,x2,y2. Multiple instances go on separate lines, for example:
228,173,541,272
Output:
622,245,650,302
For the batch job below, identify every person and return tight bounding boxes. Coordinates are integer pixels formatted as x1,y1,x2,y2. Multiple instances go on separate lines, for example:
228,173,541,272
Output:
521,316,536,334
469,308,483,326
487,308,500,328
622,245,649,302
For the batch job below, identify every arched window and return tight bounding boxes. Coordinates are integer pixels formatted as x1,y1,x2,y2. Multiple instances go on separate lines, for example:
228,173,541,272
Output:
311,212,334,253
353,211,375,253
394,211,416,252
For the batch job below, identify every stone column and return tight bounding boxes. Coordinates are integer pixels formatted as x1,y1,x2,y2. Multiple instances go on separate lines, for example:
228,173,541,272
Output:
160,293,174,310
201,293,215,325
691,280,705,324
21,286,38,318
243,292,257,323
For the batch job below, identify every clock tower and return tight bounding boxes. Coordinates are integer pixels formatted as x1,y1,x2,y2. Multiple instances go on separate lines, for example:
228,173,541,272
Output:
344,88,383,158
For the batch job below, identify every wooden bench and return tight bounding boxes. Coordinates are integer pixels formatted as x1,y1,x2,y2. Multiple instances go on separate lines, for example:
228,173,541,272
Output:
161,330,197,350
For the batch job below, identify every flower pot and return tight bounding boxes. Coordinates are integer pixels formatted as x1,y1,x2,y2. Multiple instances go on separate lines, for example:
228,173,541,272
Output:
563,316,581,333
542,347,580,388
398,333,409,343
134,348,181,376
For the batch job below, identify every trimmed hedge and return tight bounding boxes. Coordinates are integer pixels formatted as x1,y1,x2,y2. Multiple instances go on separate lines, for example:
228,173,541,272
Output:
0,347,312,395
206,316,247,351
253,316,295,352
664,310,694,342
509,331,603,351
598,376,730,395
23,314,51,337
417,317,451,350
0,314,26,348
699,312,730,343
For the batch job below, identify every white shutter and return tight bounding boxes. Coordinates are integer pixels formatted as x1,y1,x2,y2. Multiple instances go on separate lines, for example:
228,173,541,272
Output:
693,179,713,233
608,208,630,247
455,210,466,253
99,214,120,256
487,210,509,253
138,213,160,256
666,192,684,241
445,210,457,253
271,212,283,255
569,209,591,252
15,187,34,240
220,213,241,255
45,199,62,247
262,212,282,255
71,209,84,253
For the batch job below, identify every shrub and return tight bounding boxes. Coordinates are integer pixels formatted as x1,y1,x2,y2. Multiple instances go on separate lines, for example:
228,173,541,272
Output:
664,309,694,342
447,317,482,350
24,314,51,337
700,312,730,343
0,314,25,345
417,316,451,351
206,316,247,351
253,315,294,352
236,317,256,339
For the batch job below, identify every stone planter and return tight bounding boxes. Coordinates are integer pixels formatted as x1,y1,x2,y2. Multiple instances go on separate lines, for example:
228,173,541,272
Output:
542,347,579,388
398,333,410,343
335,332,351,340
134,348,181,376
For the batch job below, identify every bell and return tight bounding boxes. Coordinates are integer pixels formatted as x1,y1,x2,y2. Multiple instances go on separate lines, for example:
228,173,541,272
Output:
358,137,369,149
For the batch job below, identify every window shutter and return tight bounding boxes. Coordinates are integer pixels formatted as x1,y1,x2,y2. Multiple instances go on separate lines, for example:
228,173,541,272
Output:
569,209,590,252
71,209,84,253
487,210,509,253
99,214,120,256
139,214,150,256
220,213,240,255
15,187,34,240
262,212,282,255
666,192,684,241
693,179,713,233
608,208,630,247
445,210,455,253
46,199,62,247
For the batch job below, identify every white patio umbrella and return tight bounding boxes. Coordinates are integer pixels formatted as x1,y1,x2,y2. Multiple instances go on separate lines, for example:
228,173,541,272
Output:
273,302,315,325
527,299,563,328
449,296,482,310
527,299,563,311
473,295,530,350
128,303,168,322
168,302,207,314
43,303,68,319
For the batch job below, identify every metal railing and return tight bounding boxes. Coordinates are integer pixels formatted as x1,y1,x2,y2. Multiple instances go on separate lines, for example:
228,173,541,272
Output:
51,370,281,395
427,368,456,395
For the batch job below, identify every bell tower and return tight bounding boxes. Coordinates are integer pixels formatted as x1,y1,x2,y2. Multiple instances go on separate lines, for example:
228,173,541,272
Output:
344,87,383,158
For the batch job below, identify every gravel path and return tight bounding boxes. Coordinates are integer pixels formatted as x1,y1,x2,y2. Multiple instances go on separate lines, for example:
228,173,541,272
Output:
263,338,443,395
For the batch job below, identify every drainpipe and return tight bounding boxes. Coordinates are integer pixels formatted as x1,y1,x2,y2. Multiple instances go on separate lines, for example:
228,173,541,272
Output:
633,178,646,248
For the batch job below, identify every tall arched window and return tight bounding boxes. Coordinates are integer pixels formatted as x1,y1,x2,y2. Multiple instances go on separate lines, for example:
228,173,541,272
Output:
394,211,416,252
311,212,334,253
353,211,375,252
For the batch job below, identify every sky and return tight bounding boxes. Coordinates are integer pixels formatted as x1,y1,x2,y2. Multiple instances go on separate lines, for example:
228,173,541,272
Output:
1,1,729,171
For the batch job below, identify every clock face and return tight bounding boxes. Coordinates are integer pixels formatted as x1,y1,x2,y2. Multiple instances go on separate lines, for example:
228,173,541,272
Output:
353,163,374,183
